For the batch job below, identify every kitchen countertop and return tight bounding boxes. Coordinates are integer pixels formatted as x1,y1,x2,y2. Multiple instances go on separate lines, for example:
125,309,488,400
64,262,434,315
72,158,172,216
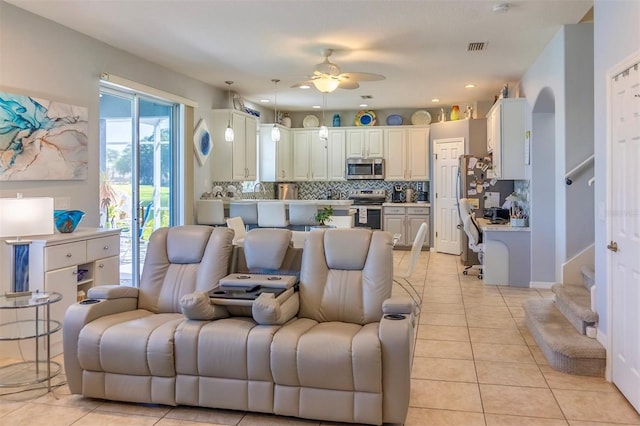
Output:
201,198,354,207
381,202,431,207
477,218,530,231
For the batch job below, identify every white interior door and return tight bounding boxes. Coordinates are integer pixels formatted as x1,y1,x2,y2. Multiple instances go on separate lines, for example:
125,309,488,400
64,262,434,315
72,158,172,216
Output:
434,138,464,254
609,56,640,412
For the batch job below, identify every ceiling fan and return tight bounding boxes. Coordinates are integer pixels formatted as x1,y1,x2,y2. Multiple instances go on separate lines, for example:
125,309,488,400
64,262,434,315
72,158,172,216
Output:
292,48,386,93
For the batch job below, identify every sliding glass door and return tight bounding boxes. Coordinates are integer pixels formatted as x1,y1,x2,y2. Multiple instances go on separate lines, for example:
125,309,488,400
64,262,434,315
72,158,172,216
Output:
99,87,178,286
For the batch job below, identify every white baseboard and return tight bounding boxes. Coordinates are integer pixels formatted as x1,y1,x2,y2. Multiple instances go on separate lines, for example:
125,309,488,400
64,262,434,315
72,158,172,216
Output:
596,328,611,381
530,281,557,289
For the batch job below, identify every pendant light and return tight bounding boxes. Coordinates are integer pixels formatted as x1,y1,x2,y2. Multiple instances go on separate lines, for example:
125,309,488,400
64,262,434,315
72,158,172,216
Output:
271,79,281,142
319,92,329,140
224,81,234,142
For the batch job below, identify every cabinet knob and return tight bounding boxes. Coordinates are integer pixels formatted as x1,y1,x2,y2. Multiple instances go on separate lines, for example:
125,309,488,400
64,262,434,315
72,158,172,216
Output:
98,263,104,268
103,245,109,250
66,253,72,258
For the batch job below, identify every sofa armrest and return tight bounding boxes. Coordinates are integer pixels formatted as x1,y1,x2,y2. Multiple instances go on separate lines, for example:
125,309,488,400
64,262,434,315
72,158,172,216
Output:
180,291,229,320
252,288,299,325
379,310,414,424
87,284,139,300
382,296,414,315
63,294,139,394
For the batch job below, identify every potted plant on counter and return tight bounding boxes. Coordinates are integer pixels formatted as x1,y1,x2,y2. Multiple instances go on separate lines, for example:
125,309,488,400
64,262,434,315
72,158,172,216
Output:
313,206,334,227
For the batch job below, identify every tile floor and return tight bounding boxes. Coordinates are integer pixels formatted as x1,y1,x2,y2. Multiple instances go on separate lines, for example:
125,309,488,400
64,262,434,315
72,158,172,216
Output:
1,251,638,426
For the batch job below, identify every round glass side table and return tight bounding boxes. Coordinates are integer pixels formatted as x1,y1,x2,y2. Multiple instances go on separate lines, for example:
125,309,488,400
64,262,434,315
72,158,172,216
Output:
0,292,62,392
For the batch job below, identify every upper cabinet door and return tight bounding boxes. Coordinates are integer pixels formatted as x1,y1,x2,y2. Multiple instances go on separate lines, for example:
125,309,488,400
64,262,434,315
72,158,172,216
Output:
346,130,365,157
366,129,384,157
407,127,430,180
292,130,311,180
384,128,406,180
327,129,346,181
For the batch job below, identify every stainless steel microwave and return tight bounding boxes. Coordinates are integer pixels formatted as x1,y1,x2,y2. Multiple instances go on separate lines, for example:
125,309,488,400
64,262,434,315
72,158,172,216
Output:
346,157,384,180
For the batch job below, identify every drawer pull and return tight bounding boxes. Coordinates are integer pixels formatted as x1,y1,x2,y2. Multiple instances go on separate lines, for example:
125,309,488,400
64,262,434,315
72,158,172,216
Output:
66,253,72,258
72,270,78,275
98,263,104,268
103,245,109,250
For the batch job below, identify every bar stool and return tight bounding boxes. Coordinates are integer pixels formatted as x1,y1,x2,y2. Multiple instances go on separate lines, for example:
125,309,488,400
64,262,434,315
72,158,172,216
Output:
196,200,225,226
288,203,318,229
226,216,247,246
229,202,258,229
257,201,289,228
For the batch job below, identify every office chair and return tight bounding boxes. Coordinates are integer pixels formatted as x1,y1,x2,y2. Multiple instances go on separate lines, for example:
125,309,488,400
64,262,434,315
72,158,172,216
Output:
459,198,484,279
393,222,428,313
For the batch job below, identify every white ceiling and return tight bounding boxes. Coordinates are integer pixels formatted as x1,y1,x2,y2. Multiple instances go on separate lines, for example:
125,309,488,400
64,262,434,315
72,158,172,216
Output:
6,0,593,111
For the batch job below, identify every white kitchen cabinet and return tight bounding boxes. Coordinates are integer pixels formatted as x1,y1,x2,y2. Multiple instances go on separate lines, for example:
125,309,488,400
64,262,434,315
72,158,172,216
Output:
383,127,430,181
211,109,258,181
28,228,121,355
486,98,527,179
292,129,328,181
259,124,291,181
346,128,383,158
327,129,346,181
383,205,429,248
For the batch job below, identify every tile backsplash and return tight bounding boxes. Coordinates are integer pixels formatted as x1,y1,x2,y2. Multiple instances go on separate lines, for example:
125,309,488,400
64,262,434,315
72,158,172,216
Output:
206,180,430,203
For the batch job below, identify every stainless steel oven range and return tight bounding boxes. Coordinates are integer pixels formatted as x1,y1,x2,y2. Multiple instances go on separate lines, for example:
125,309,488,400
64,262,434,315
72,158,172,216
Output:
348,189,386,230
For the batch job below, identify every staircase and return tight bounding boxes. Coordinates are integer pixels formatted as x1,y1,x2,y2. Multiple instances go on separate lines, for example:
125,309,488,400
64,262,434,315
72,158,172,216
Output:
524,265,605,377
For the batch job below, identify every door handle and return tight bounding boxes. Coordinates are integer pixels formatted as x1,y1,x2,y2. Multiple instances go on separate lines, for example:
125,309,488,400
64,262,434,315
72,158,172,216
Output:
607,241,618,252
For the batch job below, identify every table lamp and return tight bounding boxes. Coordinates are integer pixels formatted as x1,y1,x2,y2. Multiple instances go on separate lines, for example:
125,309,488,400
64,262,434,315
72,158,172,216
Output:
0,194,54,293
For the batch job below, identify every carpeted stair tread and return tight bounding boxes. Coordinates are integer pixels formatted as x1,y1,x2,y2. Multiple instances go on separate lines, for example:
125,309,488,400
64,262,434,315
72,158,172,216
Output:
552,283,598,334
581,264,595,288
524,299,605,377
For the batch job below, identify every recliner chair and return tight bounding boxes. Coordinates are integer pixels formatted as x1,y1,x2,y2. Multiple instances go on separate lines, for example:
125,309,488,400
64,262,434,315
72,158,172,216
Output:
459,198,484,278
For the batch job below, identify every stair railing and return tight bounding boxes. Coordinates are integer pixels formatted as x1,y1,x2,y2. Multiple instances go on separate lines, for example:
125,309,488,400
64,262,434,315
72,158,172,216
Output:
565,154,594,185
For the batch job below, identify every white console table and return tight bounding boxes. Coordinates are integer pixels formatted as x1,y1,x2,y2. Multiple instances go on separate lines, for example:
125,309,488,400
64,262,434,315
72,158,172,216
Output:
480,222,531,287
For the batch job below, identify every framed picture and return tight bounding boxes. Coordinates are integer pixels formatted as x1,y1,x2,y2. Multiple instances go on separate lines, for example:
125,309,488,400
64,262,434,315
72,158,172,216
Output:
193,118,211,166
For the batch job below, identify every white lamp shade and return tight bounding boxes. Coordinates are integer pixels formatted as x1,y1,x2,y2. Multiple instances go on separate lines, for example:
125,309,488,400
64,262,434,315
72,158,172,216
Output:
271,124,281,142
225,125,234,142
0,197,54,239
312,77,340,93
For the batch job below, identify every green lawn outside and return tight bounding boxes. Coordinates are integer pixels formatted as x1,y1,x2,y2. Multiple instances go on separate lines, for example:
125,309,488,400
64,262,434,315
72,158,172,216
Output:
113,184,171,238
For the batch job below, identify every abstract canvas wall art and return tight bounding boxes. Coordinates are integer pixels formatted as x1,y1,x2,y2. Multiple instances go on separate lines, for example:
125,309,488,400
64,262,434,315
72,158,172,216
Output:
0,91,88,180
193,118,211,166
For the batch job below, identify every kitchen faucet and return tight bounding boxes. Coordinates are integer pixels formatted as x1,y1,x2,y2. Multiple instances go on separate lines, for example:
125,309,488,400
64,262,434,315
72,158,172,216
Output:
253,182,266,199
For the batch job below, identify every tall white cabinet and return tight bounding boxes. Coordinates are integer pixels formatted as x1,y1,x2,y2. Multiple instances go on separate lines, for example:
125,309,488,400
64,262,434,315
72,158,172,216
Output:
384,126,430,181
28,228,121,355
486,98,527,179
259,124,292,181
211,109,258,181
346,128,384,158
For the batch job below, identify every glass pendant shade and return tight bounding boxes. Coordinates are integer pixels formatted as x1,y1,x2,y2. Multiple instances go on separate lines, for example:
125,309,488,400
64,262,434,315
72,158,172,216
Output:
271,124,280,142
312,77,340,93
319,125,329,140
225,124,234,142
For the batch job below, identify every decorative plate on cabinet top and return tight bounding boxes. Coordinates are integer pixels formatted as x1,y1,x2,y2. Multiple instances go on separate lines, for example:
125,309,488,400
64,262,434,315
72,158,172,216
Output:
411,110,432,125
233,94,245,112
386,114,403,125
355,110,376,126
303,114,320,128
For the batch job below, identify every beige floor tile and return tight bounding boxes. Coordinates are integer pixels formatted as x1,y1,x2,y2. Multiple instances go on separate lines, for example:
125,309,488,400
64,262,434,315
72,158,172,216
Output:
73,411,159,426
508,306,525,317
475,361,547,387
156,419,228,426
419,312,467,326
0,398,25,416
238,412,319,425
567,421,640,426
422,295,465,304
469,327,526,345
411,356,477,382
423,287,462,297
539,366,618,392
405,407,485,426
472,343,536,363
466,313,518,329
416,325,469,342
529,346,550,365
463,296,507,307
480,384,564,419
0,403,91,426
410,379,483,412
520,328,538,346
421,302,465,314
552,389,640,424
425,279,461,288
465,304,511,315
485,413,569,426
503,295,539,307
414,339,473,359
95,400,172,417
164,406,245,424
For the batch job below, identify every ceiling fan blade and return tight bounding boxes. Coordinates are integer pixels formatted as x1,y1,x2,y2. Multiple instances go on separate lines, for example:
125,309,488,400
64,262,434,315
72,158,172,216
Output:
340,72,386,82
338,79,359,90
290,79,314,88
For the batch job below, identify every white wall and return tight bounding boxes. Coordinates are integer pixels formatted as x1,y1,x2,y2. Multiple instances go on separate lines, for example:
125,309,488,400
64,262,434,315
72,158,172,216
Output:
593,0,640,333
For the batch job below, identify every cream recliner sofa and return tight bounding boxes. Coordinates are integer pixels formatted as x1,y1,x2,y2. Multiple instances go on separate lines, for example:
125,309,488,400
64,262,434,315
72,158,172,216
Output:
63,225,414,425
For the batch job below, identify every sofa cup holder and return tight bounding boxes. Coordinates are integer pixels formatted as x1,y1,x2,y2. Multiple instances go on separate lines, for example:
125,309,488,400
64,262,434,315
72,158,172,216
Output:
79,299,100,305
384,314,406,320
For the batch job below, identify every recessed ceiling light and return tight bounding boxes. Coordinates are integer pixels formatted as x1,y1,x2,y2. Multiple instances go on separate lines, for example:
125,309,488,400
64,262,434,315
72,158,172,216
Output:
465,84,476,89
299,85,311,89
359,103,368,107
312,105,321,109
431,98,440,102
493,3,509,13
260,99,270,103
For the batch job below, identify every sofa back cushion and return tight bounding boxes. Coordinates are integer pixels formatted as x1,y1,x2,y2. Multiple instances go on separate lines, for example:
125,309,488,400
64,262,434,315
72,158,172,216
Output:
298,229,393,325
138,225,233,313
233,228,302,275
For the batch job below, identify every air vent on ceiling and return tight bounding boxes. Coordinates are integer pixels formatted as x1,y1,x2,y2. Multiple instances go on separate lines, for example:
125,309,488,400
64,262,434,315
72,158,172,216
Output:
467,42,486,52
361,95,373,99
